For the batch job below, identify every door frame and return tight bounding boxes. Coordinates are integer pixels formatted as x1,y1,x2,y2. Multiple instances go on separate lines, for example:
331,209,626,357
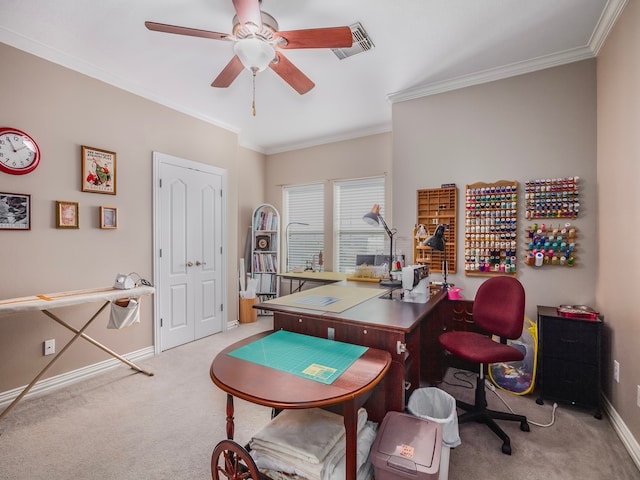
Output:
152,152,228,354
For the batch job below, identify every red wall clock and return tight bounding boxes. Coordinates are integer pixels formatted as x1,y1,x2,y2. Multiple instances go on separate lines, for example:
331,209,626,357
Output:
0,127,41,175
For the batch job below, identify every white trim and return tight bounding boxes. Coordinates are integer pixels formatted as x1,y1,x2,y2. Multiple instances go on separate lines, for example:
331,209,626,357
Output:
589,0,629,56
388,46,594,104
0,27,240,136
602,394,640,472
0,347,154,408
261,123,392,155
388,0,628,105
227,320,240,329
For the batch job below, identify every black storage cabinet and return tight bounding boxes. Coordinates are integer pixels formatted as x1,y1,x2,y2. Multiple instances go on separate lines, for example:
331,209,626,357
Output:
536,306,602,419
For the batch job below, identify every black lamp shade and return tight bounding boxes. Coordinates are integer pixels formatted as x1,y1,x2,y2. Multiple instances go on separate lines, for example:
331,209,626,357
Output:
426,225,446,251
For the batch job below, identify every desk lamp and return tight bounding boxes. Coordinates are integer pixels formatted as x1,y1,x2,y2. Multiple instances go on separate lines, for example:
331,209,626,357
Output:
363,204,401,288
426,224,449,289
285,222,309,273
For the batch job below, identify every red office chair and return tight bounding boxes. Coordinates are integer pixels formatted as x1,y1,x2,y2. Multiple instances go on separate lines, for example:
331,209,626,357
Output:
439,276,530,455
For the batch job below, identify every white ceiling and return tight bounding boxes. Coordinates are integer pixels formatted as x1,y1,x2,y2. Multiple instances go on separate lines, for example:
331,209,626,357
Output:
0,0,625,154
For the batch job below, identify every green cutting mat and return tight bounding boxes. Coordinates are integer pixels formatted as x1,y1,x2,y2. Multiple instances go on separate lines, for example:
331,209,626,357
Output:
228,330,368,385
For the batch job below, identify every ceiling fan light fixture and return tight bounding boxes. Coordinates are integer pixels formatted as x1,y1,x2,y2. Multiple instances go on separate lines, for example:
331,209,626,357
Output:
234,37,275,73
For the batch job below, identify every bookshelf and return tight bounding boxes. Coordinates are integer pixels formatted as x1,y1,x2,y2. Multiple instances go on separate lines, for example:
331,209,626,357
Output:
251,204,280,314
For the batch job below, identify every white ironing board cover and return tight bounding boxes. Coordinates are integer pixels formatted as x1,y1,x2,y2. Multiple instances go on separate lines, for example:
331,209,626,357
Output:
0,286,154,315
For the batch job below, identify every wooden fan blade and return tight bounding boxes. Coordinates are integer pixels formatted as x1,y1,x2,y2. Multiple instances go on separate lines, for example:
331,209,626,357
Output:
269,52,315,95
276,27,353,49
232,0,263,29
145,21,231,41
212,56,245,88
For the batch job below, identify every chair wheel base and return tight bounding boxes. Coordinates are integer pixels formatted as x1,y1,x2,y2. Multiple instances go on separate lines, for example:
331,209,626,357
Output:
502,442,512,455
520,420,530,432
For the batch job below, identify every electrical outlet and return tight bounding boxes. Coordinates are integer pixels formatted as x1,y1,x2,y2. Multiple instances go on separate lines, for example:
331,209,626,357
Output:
613,360,620,383
44,339,55,356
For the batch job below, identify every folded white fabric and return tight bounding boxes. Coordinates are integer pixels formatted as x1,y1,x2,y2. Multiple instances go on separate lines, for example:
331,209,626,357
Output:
250,409,375,480
251,422,377,480
322,421,377,480
249,407,366,465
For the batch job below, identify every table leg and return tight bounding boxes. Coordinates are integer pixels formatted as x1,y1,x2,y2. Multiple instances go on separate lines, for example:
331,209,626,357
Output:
0,301,110,421
343,399,357,480
225,393,235,440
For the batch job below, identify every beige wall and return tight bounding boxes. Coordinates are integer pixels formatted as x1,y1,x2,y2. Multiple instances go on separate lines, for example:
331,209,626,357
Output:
237,146,266,274
265,133,392,271
392,60,598,321
0,44,241,392
596,0,640,441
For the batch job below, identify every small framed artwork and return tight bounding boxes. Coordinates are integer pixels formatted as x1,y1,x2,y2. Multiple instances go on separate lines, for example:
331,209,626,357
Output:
56,201,79,229
0,192,31,230
100,206,118,229
81,145,116,195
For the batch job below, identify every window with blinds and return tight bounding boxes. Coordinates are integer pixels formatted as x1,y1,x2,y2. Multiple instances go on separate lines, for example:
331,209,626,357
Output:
334,177,386,273
283,183,324,272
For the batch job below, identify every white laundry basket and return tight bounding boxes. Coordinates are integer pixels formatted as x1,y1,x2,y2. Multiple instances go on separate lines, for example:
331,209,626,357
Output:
407,388,460,480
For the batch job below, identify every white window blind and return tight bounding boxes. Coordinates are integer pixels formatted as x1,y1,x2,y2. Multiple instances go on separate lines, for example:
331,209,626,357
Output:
334,177,386,273
283,184,324,272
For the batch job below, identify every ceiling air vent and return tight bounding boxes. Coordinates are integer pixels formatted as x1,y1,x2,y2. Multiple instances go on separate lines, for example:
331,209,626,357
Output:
332,22,374,60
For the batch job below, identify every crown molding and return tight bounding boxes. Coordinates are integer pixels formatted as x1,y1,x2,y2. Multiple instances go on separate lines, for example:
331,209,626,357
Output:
388,0,628,105
260,123,392,155
387,46,594,104
0,27,240,136
589,0,628,55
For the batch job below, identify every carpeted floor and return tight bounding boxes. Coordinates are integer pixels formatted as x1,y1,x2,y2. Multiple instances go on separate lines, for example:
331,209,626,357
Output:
0,317,638,480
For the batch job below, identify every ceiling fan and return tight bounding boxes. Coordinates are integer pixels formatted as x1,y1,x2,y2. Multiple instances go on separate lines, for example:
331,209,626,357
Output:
145,0,353,97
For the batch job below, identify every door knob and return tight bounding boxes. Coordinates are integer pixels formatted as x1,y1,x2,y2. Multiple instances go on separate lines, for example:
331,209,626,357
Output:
195,261,207,266
186,261,194,267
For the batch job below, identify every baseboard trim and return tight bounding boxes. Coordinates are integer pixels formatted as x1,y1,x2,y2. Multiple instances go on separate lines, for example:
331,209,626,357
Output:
602,394,640,471
0,346,155,408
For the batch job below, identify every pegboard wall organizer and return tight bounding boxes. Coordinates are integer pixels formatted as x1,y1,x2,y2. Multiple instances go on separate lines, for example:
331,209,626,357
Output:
465,180,518,277
525,177,580,219
524,222,577,267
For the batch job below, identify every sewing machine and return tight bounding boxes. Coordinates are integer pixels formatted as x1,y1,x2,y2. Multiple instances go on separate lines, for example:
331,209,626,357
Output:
401,265,429,303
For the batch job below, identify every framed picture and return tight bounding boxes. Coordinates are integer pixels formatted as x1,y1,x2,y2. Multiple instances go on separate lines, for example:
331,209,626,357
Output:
0,192,31,230
100,206,118,229
56,201,79,229
81,145,116,195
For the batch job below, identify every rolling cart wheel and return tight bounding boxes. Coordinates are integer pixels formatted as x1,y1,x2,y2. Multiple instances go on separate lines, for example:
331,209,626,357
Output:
211,439,260,480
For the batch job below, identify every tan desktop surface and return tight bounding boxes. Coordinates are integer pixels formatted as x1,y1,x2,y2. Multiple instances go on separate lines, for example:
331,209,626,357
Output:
264,284,386,313
279,271,348,282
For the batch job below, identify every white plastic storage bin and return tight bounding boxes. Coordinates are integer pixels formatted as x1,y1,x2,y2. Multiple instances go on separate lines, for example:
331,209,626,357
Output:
370,411,442,480
407,387,460,480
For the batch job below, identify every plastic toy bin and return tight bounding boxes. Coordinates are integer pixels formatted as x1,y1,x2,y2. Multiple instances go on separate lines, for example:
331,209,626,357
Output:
371,411,442,480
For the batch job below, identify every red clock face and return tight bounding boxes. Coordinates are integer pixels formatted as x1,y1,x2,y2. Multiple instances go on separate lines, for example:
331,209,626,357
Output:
0,127,41,175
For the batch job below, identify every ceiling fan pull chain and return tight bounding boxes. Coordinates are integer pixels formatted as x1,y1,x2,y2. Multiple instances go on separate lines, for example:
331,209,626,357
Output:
252,70,257,116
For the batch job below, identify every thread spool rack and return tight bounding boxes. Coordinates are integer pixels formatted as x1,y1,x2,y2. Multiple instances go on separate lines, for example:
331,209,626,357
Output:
524,222,578,267
464,180,518,277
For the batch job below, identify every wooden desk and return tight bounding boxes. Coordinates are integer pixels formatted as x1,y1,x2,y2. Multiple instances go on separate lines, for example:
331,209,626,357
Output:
257,284,449,421
0,286,155,421
279,271,347,293
210,331,391,480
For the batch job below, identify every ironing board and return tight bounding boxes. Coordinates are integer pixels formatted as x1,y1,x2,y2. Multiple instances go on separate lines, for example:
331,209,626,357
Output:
0,285,155,421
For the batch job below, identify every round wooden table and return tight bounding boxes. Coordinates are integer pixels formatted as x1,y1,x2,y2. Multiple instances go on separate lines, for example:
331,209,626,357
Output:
210,331,391,480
